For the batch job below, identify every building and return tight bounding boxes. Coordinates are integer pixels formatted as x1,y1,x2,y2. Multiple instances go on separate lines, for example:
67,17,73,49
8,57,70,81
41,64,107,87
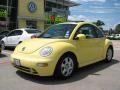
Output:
0,0,78,31
0,0,18,31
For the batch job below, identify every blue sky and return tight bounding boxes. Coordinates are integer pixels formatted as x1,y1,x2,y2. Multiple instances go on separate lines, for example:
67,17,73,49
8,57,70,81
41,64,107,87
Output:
69,0,120,30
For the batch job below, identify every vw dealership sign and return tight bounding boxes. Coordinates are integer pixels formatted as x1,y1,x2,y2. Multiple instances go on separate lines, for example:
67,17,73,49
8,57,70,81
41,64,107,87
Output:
28,2,37,13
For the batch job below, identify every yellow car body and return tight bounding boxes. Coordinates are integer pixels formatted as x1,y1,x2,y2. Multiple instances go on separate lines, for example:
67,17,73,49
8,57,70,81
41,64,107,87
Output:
10,22,113,78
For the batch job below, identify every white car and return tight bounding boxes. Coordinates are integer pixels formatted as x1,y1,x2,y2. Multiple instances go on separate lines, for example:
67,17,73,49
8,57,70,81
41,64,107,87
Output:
115,34,120,39
1,28,41,49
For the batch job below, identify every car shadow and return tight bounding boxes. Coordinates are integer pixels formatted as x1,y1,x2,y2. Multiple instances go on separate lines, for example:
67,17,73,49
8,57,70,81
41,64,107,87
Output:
0,54,7,58
16,59,119,85
5,47,15,51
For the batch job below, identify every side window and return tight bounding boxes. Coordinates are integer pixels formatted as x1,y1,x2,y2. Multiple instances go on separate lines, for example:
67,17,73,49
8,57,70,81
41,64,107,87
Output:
96,28,104,38
15,30,23,35
89,26,98,38
76,24,98,38
8,31,16,36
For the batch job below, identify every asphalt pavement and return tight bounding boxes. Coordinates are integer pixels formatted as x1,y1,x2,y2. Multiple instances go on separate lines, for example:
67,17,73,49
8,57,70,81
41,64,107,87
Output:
0,40,120,90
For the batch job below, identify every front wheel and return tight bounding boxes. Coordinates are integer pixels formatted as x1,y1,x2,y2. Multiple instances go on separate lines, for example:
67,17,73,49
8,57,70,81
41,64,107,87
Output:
105,47,113,62
54,54,76,79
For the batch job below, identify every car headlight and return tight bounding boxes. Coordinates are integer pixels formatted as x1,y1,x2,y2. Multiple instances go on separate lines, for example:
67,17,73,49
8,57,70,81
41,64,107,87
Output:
40,47,53,57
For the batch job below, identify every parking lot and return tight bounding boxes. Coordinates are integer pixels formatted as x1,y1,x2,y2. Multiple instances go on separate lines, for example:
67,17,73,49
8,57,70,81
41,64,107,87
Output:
0,40,120,90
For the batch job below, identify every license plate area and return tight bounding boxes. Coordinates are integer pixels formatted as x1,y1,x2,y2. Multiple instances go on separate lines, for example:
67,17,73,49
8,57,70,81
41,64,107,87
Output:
13,59,21,66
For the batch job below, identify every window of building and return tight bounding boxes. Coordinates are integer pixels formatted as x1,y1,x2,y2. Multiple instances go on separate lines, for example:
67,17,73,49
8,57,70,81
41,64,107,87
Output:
26,20,37,29
0,0,18,30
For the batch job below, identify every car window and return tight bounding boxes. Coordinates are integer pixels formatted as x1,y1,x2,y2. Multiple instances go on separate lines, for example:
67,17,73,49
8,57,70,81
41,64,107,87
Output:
95,27,104,38
76,24,98,38
39,24,77,39
15,30,23,35
25,29,41,33
8,31,16,36
8,30,23,36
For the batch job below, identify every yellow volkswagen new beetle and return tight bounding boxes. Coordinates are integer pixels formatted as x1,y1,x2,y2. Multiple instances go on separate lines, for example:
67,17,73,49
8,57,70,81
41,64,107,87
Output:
10,22,114,79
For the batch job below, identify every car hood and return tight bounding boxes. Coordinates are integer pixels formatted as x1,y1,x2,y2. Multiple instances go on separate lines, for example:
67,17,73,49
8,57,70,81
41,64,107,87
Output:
16,38,67,54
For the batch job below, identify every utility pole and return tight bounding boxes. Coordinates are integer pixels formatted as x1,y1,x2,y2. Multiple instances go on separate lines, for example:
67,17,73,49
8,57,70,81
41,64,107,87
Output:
6,0,9,30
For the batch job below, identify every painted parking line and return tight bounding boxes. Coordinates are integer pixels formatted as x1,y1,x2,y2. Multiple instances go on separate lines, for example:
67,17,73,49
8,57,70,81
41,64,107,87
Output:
2,50,13,55
0,61,10,64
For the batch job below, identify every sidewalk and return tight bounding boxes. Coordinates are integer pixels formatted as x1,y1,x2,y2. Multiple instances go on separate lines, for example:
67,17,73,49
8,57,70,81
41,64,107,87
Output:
112,40,120,48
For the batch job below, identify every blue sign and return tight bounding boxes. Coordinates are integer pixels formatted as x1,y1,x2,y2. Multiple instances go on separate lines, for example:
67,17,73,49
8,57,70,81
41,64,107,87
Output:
28,2,37,13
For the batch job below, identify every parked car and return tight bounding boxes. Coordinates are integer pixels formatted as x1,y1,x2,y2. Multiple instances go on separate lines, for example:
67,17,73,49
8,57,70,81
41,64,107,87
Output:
1,28,41,49
10,22,114,79
115,34,120,39
0,41,1,53
107,34,120,40
0,30,10,40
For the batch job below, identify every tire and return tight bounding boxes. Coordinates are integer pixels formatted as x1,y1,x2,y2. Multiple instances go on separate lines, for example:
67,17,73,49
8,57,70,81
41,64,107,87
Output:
18,41,22,44
0,49,1,54
105,47,113,62
1,41,5,50
54,54,76,79
0,44,1,53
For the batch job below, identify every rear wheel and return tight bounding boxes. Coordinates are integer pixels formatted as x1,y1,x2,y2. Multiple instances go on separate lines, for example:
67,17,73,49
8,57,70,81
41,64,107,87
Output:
1,41,5,50
105,47,113,62
0,48,1,53
54,54,76,79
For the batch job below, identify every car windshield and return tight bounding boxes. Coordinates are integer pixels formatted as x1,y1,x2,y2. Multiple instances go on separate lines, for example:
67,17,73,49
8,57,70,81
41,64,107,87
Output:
25,29,41,33
39,24,76,39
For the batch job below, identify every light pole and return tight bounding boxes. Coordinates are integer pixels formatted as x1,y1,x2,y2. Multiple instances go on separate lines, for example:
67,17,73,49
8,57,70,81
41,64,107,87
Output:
6,0,9,30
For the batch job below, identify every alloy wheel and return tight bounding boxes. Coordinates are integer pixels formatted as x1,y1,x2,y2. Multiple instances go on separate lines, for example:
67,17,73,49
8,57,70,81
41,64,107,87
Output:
61,57,74,77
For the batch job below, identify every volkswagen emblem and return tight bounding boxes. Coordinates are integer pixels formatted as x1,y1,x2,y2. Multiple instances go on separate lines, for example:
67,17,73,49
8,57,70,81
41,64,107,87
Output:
28,2,37,13
22,47,26,51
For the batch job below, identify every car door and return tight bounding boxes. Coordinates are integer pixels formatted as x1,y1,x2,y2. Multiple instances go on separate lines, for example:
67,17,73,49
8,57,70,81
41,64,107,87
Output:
6,30,23,46
94,27,106,60
75,24,104,66
6,31,17,46
11,30,23,46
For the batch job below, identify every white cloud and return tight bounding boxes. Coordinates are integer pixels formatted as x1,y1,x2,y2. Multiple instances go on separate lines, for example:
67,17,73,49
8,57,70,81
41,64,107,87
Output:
70,4,120,14
68,15,104,23
68,15,112,30
68,15,87,21
71,0,106,3
114,3,120,6
70,8,116,14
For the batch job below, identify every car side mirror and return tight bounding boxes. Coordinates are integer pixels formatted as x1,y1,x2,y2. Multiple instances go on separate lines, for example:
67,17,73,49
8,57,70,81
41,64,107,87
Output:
75,34,86,40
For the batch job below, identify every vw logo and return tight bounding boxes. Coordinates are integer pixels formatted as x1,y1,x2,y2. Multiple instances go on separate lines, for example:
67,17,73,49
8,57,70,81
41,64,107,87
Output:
28,2,37,13
22,47,26,51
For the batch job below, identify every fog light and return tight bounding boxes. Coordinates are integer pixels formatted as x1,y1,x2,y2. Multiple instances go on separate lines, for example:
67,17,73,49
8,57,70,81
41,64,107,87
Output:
37,63,48,67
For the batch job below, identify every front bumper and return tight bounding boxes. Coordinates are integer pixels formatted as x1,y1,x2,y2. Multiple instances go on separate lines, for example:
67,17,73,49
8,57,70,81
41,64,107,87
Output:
10,53,57,76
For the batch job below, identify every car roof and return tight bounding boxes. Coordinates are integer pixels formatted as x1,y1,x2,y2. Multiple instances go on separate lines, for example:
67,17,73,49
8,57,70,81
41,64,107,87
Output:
14,28,38,31
59,21,94,25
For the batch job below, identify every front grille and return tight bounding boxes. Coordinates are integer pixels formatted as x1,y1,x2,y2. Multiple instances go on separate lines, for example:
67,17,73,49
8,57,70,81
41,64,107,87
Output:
13,64,38,74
